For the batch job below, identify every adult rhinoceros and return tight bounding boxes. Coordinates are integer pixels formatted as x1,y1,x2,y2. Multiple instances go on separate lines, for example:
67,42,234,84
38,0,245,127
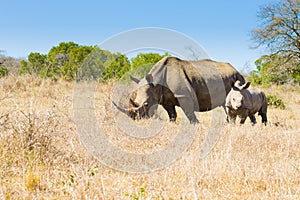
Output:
114,56,245,123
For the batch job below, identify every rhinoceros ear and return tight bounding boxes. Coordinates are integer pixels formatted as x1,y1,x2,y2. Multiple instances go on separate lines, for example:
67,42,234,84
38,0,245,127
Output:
242,82,251,90
130,75,140,84
233,80,242,88
145,74,153,84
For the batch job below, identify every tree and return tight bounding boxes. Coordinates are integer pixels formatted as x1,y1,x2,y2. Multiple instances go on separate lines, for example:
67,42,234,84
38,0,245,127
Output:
250,54,300,85
250,0,300,85
76,47,131,81
131,53,168,69
48,42,95,80
19,52,47,75
251,0,300,60
61,45,94,80
48,42,79,68
19,60,30,75
28,52,47,73
17,42,170,82
101,53,130,80
129,53,169,78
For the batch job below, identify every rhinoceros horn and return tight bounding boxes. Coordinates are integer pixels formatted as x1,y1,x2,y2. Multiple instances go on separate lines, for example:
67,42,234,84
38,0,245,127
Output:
112,100,131,114
130,75,140,84
111,100,141,119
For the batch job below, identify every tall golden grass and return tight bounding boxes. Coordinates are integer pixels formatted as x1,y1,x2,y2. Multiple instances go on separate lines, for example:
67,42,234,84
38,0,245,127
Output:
0,75,299,199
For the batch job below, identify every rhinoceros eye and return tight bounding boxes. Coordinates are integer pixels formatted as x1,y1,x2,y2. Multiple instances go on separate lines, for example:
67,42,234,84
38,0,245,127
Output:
143,102,148,107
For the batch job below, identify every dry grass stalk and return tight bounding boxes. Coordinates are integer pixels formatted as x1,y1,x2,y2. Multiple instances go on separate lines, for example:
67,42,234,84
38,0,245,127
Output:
0,75,299,199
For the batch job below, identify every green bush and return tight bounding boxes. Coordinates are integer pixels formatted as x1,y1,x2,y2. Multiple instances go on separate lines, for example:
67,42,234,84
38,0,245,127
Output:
0,66,9,78
18,42,169,81
266,94,285,109
249,70,261,86
101,53,130,81
123,52,169,81
250,54,300,86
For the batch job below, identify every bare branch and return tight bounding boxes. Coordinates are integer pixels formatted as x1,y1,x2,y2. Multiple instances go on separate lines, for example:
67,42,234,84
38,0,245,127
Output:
251,0,300,59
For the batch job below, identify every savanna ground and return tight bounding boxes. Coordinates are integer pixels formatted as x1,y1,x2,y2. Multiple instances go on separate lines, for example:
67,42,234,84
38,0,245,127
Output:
0,75,299,199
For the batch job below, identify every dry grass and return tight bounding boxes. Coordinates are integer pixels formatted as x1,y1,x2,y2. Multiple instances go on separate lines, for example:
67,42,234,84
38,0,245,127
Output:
0,75,299,199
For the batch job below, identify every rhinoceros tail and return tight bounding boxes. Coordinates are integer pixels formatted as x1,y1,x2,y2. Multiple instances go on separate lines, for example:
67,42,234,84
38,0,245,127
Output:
259,91,268,125
262,92,268,113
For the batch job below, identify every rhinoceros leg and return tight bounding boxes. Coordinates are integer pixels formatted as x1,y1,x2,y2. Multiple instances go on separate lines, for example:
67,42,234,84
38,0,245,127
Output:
186,113,199,124
240,117,247,124
249,115,257,125
261,113,267,125
162,105,177,122
164,66,199,124
238,110,249,124
239,113,247,124
227,115,236,124
175,96,199,124
226,108,237,124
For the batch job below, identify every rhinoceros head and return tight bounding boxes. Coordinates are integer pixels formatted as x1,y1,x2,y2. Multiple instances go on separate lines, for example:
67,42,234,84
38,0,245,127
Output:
229,80,251,110
114,74,161,120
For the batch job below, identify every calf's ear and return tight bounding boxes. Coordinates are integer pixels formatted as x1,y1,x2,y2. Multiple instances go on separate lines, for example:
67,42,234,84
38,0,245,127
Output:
233,80,242,90
242,82,251,89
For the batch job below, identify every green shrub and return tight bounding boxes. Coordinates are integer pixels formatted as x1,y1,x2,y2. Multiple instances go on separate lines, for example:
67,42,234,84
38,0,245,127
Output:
249,70,261,86
0,66,9,78
250,54,300,86
18,42,169,81
101,53,130,81
266,94,285,109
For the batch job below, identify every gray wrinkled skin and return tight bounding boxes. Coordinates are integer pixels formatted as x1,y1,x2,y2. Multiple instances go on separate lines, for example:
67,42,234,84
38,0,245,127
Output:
225,80,268,125
116,56,245,123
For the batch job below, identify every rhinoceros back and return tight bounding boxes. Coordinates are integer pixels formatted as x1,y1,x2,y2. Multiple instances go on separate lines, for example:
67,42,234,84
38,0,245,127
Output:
148,56,244,111
190,60,227,109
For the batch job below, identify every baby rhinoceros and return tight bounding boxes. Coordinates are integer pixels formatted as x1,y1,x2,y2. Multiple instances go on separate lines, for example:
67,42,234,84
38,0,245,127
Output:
225,80,268,125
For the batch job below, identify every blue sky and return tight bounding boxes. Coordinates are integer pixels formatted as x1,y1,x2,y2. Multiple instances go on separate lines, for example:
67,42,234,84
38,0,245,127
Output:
1,0,274,71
